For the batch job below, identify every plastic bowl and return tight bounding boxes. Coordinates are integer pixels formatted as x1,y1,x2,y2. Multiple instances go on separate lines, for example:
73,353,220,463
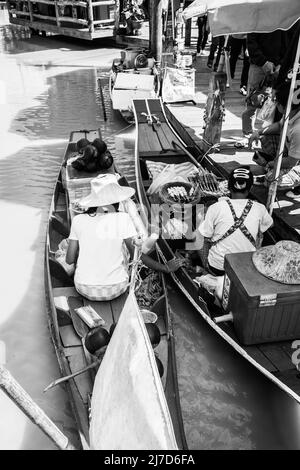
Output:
140,309,158,324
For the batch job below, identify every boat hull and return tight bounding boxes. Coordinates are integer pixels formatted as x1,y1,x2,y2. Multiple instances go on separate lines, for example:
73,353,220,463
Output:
45,128,187,449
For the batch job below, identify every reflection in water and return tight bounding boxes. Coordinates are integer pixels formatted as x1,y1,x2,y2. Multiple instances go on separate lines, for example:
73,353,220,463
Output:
0,10,300,450
169,288,300,450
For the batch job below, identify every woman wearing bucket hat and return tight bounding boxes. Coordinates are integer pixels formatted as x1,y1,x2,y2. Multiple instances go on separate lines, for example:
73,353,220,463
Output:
66,174,185,301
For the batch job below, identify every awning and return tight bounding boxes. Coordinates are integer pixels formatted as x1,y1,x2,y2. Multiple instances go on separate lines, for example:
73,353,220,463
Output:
183,0,300,36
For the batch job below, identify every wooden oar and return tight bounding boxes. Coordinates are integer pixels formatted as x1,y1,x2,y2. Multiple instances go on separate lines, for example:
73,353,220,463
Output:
44,359,101,392
0,365,76,450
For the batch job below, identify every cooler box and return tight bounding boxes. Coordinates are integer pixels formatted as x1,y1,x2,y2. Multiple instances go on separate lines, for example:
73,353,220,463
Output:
65,163,102,202
222,251,300,345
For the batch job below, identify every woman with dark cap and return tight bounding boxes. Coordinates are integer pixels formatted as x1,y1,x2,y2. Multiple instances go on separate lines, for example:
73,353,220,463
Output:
197,167,273,275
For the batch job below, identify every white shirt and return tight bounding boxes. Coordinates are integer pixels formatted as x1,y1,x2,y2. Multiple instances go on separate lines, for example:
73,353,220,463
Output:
69,211,136,285
198,198,273,270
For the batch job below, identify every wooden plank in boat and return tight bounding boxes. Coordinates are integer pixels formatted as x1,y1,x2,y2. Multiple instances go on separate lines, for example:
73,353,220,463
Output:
111,292,128,324
60,325,82,347
280,342,294,359
244,346,278,373
159,123,183,150
138,125,154,153
147,99,167,123
278,369,300,395
83,298,113,329
68,296,90,339
140,152,189,164
153,124,173,152
133,99,149,123
68,352,92,404
64,346,83,357
53,286,78,298
140,124,163,152
258,344,294,372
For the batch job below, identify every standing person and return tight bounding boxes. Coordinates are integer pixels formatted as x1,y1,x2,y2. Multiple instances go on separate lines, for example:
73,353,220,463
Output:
228,34,250,95
207,35,225,72
248,81,300,184
196,14,209,56
240,30,289,143
66,174,185,301
197,167,273,275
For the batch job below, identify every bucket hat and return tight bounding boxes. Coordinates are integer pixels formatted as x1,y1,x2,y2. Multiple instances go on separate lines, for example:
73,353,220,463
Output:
252,240,300,284
78,174,135,208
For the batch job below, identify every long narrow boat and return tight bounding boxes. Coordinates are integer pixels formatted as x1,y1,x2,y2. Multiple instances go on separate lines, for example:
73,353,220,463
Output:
45,128,187,449
133,98,300,405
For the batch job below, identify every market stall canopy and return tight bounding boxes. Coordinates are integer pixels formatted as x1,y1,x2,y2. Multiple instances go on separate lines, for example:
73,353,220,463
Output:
182,0,300,36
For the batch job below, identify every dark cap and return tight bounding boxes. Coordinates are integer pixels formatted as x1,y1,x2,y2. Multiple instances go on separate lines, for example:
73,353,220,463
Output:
228,167,253,193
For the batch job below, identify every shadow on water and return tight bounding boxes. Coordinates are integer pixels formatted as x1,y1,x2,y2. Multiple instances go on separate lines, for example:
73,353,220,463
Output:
0,59,134,449
169,285,300,449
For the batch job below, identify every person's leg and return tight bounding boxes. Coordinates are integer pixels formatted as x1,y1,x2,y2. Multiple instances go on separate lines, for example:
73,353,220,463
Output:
240,40,250,88
207,36,218,67
201,16,209,50
196,18,204,53
214,35,225,71
229,37,241,79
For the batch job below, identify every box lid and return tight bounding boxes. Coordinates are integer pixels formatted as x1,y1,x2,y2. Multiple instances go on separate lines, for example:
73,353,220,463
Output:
66,163,102,181
224,251,300,299
114,73,155,91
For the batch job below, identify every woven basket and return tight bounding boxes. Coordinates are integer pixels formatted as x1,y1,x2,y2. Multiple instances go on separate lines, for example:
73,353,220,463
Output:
158,182,201,205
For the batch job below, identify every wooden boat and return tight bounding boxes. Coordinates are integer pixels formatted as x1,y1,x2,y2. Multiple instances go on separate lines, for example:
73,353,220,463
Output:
44,128,187,449
109,49,159,123
133,98,300,405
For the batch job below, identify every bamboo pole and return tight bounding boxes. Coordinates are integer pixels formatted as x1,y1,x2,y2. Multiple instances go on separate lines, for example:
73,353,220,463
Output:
87,0,94,34
0,366,77,450
150,0,163,65
113,0,119,35
266,33,300,215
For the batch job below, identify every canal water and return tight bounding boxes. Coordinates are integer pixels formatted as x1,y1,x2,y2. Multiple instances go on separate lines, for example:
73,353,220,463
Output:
0,10,299,450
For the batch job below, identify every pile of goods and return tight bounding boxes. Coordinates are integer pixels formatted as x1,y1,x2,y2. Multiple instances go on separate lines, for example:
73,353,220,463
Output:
159,182,201,205
167,185,196,203
189,170,229,197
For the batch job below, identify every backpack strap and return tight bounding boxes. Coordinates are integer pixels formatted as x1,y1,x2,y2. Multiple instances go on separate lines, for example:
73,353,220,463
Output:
211,199,256,247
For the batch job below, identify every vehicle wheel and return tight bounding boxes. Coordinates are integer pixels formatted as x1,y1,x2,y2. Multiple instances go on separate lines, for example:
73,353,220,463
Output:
29,28,38,36
41,31,47,37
